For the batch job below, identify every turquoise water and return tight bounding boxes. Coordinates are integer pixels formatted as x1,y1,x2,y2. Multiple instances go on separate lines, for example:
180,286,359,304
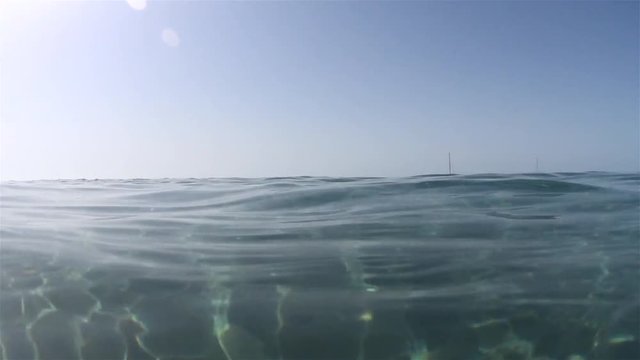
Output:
0,172,638,360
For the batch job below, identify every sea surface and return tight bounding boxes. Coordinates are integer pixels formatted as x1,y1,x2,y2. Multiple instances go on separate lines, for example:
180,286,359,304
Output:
0,172,638,360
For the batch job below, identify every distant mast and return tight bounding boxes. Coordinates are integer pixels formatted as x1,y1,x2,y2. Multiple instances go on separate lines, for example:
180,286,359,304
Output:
448,152,452,175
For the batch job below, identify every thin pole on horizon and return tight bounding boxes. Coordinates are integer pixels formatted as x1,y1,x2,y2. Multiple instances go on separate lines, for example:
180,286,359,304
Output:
448,153,452,175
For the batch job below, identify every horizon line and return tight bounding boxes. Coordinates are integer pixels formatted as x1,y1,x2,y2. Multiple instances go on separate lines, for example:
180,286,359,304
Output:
0,170,634,183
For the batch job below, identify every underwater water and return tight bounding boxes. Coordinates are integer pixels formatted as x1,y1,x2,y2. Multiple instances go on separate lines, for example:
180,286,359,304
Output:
0,172,638,360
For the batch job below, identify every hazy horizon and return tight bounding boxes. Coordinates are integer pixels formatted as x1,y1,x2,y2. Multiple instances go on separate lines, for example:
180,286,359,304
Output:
2,170,638,183
1,1,638,181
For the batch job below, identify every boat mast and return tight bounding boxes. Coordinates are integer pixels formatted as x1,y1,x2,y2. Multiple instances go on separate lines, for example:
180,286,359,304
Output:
448,152,452,175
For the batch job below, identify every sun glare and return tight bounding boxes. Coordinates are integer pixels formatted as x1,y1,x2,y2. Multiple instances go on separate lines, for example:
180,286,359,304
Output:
161,28,180,47
126,0,147,11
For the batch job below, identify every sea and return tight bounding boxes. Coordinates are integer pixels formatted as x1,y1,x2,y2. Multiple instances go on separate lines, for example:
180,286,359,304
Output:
0,172,638,360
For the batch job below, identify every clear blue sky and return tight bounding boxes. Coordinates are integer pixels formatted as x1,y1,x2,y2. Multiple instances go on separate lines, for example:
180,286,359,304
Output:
1,1,638,180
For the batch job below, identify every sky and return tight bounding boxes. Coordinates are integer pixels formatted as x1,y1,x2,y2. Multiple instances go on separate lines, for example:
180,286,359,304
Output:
0,0,638,180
